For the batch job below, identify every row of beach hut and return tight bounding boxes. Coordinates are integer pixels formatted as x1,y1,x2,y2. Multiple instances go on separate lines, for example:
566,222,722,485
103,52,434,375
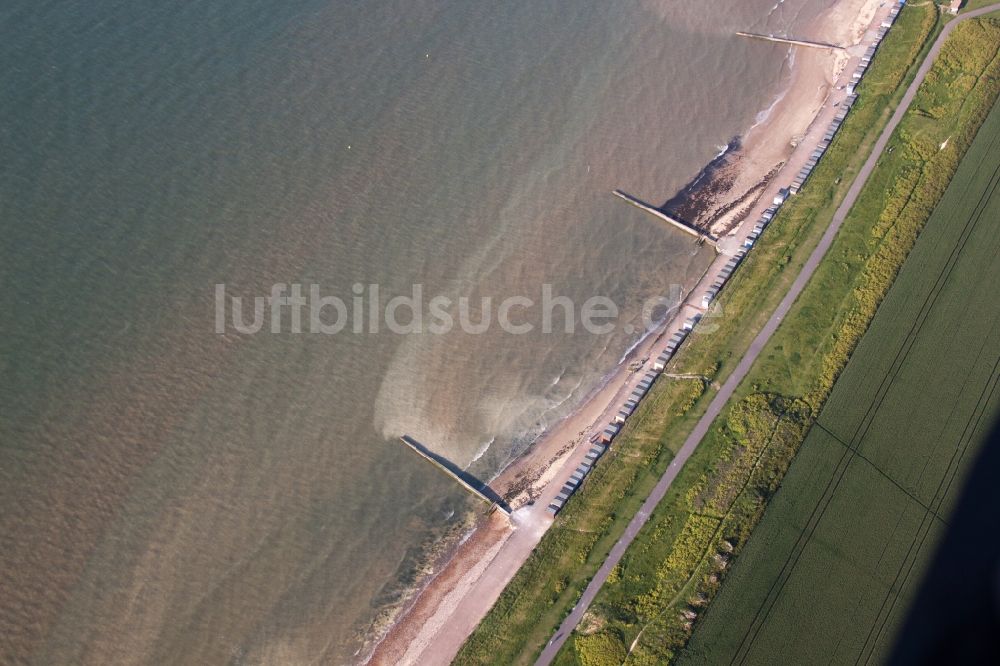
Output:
792,1,903,195
702,185,794,310
847,1,903,96
547,325,701,514
702,248,748,309
546,443,604,514
789,92,858,195
547,299,723,514
548,4,906,516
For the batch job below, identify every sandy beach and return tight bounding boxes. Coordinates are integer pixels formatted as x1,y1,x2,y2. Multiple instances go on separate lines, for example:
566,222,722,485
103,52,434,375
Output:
368,0,887,663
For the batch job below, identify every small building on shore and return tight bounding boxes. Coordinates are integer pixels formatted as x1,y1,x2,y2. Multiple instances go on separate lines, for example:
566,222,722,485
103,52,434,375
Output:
601,424,620,443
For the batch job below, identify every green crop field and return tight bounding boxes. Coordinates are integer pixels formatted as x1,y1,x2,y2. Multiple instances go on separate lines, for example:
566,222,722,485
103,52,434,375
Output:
679,82,1000,665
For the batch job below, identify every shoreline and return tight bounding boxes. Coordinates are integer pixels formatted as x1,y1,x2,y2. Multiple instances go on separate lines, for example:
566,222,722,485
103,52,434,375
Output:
367,0,885,662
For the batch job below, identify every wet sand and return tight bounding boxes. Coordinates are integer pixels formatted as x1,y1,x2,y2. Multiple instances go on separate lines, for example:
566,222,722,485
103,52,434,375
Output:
368,0,887,663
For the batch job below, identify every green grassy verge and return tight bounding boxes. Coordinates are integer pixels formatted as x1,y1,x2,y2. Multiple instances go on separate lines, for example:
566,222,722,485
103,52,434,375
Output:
679,34,1000,663
563,17,1000,666
454,4,942,664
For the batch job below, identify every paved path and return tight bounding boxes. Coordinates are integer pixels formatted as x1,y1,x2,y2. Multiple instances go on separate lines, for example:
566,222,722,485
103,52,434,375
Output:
534,4,1000,663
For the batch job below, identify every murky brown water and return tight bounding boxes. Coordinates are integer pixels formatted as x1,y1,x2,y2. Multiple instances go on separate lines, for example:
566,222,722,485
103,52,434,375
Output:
0,0,836,662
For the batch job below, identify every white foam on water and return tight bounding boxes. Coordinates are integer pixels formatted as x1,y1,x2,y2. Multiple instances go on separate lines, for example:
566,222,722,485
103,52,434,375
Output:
468,436,496,465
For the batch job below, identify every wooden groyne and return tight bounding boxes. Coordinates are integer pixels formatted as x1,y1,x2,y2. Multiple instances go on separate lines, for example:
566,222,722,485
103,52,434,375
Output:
736,31,844,50
612,190,717,247
400,435,512,516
